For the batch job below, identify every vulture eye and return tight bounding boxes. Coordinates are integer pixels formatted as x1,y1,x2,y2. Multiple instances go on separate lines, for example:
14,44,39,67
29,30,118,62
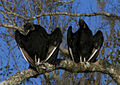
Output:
67,19,104,63
15,23,62,70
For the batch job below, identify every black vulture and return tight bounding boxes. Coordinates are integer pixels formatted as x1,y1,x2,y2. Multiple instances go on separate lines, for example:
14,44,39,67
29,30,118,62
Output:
15,23,62,68
67,19,104,63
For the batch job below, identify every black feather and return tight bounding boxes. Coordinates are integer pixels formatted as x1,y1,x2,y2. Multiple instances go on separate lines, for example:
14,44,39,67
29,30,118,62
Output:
15,23,62,68
67,19,104,63
88,30,104,62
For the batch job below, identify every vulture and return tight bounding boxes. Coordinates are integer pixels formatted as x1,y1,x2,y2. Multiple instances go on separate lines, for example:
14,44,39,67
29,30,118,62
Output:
15,23,62,68
67,19,104,63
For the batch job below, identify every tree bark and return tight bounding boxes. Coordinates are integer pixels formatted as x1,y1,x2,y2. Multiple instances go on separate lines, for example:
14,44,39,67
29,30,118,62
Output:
0,59,120,85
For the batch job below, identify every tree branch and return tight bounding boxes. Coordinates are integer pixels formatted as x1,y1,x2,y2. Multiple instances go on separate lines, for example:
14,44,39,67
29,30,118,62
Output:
53,0,74,3
0,9,27,20
29,12,120,20
0,23,23,31
1,59,120,85
1,10,120,21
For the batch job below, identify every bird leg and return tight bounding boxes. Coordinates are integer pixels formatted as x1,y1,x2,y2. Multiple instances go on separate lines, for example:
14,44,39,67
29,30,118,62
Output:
35,55,42,65
35,55,46,69
80,56,85,65
80,56,82,63
84,57,86,62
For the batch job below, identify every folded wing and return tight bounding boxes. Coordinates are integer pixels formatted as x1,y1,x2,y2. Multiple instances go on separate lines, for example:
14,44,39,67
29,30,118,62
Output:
87,30,104,62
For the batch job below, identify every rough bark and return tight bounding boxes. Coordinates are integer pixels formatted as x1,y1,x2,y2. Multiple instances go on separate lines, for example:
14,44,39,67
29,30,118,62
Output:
0,58,120,85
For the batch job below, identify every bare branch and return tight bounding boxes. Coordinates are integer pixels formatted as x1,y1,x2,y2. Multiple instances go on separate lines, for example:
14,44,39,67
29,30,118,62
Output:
0,23,23,31
0,10,15,25
28,12,120,21
1,10,120,21
1,59,120,85
0,0,26,20
53,0,74,3
4,0,15,5
1,10,27,20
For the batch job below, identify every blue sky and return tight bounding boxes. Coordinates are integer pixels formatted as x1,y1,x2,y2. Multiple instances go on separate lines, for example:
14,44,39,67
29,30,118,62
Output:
0,0,119,85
